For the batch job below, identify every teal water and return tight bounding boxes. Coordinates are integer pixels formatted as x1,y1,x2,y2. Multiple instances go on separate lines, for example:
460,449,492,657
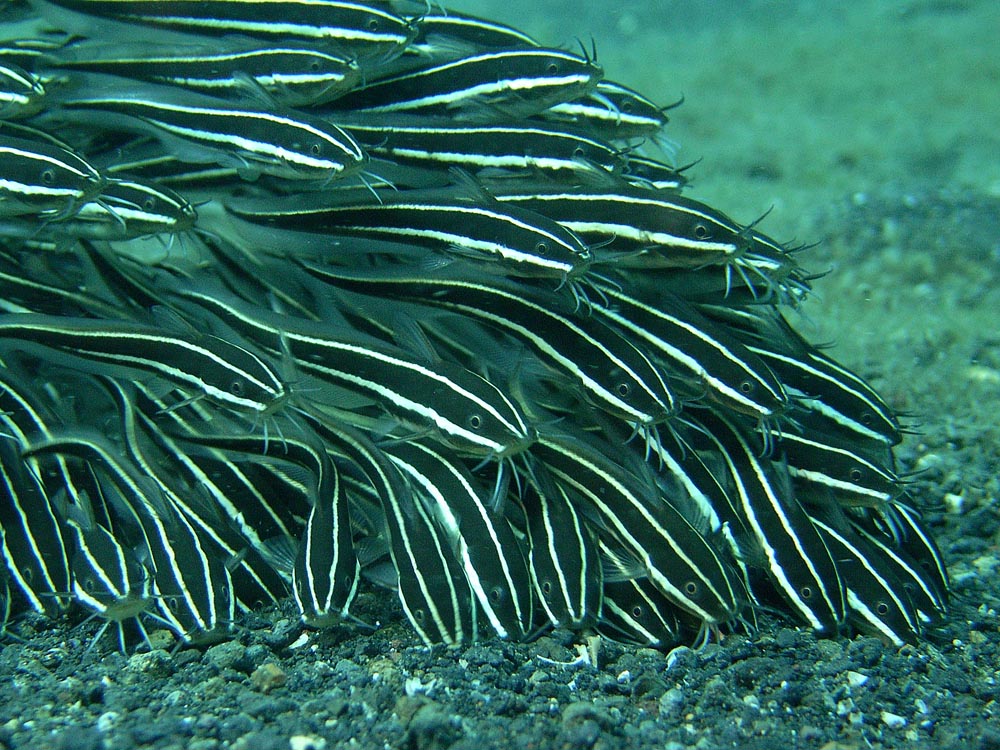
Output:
458,0,999,225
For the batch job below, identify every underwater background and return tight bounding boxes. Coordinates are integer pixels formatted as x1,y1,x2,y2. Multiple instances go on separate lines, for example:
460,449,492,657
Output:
1,0,998,748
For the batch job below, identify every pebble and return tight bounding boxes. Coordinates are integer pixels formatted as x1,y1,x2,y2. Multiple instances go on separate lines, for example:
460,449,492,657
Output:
250,663,288,694
658,687,685,716
53,726,102,750
562,701,616,730
289,735,328,750
96,711,120,732
844,671,869,688
124,650,174,680
881,711,907,729
219,713,257,741
205,641,247,672
406,701,462,750
463,645,506,667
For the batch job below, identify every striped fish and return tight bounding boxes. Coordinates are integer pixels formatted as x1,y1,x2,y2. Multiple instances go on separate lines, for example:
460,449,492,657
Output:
599,577,684,648
299,264,679,428
518,466,601,630
775,428,902,507
590,282,788,422
225,188,593,280
102,146,242,189
0,563,10,637
0,255,99,315
0,60,46,119
693,410,846,633
311,417,477,646
777,343,904,446
327,47,603,119
598,538,683,648
24,431,237,644
291,450,360,628
42,40,361,106
848,509,947,626
51,77,368,182
539,79,670,140
127,415,292,610
860,500,950,606
407,11,539,57
532,427,743,627
172,284,535,458
0,38,62,73
133,383,306,560
143,408,358,619
809,513,921,647
5,177,198,243
0,436,73,616
490,184,757,271
339,116,627,180
0,355,90,501
639,424,758,602
73,238,188,314
0,313,288,416
704,306,902,445
63,512,154,652
90,376,288,610
0,132,104,219
621,154,690,191
386,440,534,640
84,177,197,238
36,0,418,59
387,473,479,647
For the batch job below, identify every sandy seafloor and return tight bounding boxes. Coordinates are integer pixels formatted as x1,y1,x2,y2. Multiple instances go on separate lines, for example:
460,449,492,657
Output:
2,1,999,748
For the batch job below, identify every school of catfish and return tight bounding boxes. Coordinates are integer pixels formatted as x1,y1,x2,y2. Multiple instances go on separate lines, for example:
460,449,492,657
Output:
0,0,949,653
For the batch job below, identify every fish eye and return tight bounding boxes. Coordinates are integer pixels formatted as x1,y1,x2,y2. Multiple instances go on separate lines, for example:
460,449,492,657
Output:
631,605,643,618
876,601,890,616
860,412,874,425
615,381,631,397
221,587,230,603
693,223,711,239
40,168,55,185
310,143,323,156
849,468,864,482
620,100,634,113
230,380,245,396
467,413,483,430
541,581,552,596
366,17,380,31
800,586,813,600
572,147,586,158
489,586,505,604
143,197,157,211
535,241,549,256
413,608,425,623
739,380,755,395
21,566,33,582
167,597,180,612
547,62,560,74
684,581,699,596
309,59,321,72
84,576,97,592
